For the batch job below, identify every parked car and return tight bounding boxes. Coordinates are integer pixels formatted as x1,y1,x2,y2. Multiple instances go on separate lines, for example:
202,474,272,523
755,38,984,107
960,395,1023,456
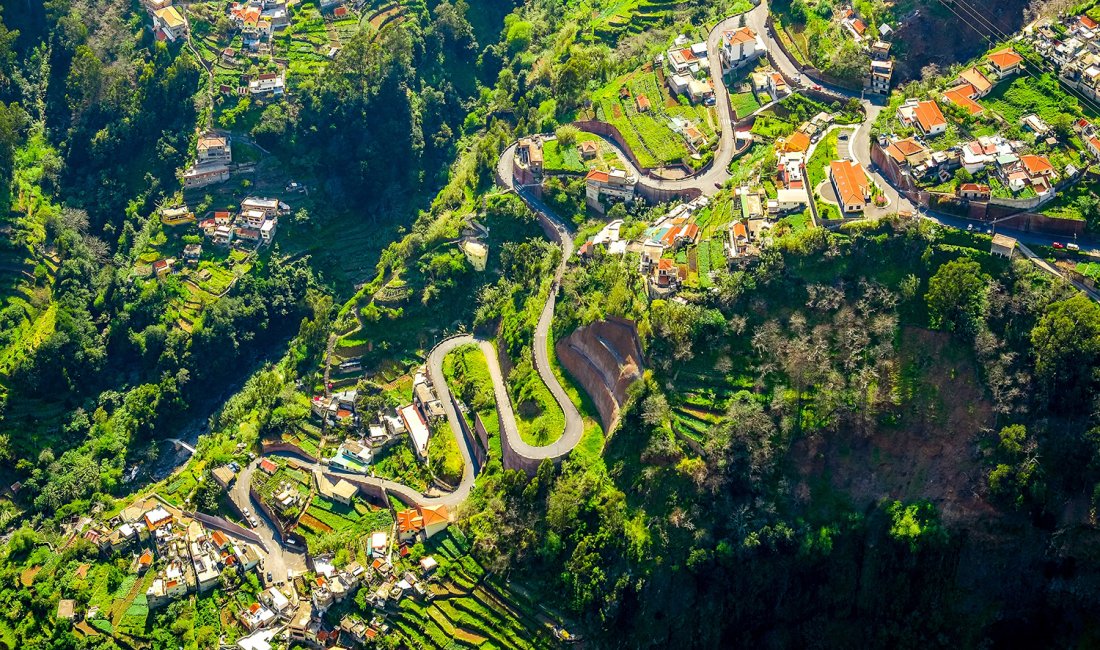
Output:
967,224,974,231
811,84,822,91
266,572,273,583
838,132,849,141
1052,242,1065,249
1068,243,1080,251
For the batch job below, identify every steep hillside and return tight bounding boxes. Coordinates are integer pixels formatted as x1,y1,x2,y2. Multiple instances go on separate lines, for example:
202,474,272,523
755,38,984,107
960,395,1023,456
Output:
892,0,1032,80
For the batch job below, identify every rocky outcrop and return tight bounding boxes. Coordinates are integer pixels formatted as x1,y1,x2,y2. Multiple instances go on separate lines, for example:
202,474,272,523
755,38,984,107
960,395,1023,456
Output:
555,318,644,432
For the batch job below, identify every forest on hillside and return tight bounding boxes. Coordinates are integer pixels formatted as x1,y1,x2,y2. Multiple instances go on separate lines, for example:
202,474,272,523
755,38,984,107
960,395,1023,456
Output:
5,0,1100,648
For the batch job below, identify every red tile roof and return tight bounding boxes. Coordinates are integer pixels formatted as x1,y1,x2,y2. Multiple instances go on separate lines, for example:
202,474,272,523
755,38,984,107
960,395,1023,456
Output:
830,160,870,207
681,223,699,242
957,67,992,94
1020,154,1054,176
943,85,985,115
727,26,756,44
585,170,609,183
258,458,277,474
914,100,947,133
885,137,926,163
1081,15,1098,29
851,19,866,35
989,48,1023,70
782,131,810,153
959,183,990,194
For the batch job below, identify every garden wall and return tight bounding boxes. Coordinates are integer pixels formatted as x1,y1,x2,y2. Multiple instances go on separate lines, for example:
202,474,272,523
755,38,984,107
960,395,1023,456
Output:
500,431,546,476
472,413,491,470
188,511,268,551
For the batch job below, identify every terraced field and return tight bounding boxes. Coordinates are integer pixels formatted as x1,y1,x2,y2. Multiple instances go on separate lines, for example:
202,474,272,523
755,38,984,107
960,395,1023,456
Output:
390,531,560,649
590,0,686,41
591,63,718,169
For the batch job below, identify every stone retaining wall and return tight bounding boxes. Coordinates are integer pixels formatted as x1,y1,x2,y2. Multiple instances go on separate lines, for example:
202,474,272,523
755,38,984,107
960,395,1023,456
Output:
555,318,644,432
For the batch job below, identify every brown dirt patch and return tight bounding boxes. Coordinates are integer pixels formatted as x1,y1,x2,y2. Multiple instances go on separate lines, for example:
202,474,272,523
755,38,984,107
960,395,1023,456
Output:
454,628,488,644
19,566,41,587
611,104,622,119
791,327,1000,527
299,512,332,533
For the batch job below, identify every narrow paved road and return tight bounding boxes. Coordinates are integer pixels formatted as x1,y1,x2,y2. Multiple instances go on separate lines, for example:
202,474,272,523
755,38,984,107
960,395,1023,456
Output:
236,1,1100,574
228,460,307,582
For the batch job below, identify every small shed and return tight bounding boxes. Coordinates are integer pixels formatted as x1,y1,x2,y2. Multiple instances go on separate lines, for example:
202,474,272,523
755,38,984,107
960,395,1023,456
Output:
991,233,1017,258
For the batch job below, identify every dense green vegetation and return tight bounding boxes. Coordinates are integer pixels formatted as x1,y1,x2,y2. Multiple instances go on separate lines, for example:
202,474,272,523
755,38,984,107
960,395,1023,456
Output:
454,215,1100,648
3,0,1100,648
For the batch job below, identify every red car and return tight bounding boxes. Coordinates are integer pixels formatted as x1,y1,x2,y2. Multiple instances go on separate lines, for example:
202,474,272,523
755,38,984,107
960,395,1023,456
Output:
1052,242,1065,249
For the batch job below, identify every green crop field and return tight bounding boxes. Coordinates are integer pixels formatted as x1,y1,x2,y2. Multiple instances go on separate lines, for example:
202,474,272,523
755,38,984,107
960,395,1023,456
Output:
590,62,719,169
387,529,560,650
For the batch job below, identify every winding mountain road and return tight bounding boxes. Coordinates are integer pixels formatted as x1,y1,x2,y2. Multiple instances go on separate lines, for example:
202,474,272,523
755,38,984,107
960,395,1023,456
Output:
234,2,1100,576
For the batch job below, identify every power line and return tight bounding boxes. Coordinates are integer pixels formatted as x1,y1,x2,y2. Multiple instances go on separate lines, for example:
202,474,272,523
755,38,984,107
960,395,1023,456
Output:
937,0,1100,115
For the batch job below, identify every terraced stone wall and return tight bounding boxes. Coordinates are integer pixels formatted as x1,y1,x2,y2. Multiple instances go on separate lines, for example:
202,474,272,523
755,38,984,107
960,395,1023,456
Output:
555,318,644,432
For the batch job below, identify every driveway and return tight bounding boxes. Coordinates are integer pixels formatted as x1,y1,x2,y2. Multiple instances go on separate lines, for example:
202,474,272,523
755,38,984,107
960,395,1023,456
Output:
227,460,307,582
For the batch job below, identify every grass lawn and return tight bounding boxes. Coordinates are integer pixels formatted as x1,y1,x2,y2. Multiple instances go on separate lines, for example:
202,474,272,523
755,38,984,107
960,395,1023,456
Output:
371,443,433,493
1039,181,1093,221
428,421,465,485
807,129,841,190
730,91,761,118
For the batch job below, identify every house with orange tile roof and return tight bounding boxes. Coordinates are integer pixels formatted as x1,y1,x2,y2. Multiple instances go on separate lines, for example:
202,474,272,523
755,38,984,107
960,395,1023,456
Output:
721,26,759,66
1020,154,1055,178
884,137,929,168
778,130,810,153
988,48,1024,78
957,183,991,201
585,167,636,211
396,504,451,542
1087,135,1100,160
957,67,993,97
652,258,680,290
210,529,230,550
829,160,871,214
912,100,947,136
943,85,985,116
137,549,154,574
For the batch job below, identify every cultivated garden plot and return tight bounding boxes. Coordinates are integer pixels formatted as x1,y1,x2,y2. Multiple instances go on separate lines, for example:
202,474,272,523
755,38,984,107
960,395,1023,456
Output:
590,63,719,169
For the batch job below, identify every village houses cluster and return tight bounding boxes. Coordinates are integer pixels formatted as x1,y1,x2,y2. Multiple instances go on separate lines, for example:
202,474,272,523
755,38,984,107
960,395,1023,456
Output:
226,501,452,649
197,195,286,248
1032,12,1100,111
142,0,291,99
57,497,267,617
311,368,446,476
876,44,1080,203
